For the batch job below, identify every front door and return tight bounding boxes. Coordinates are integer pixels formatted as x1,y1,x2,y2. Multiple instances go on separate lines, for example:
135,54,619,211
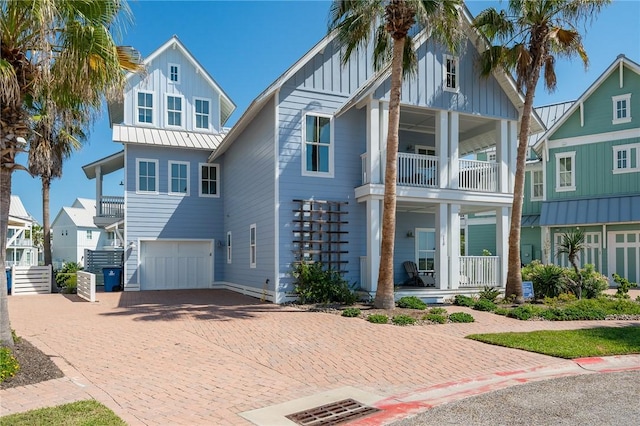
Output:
415,228,436,273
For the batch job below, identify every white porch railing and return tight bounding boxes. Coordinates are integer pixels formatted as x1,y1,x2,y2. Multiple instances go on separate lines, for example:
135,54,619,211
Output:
397,152,439,187
458,159,498,192
7,238,33,247
459,256,500,288
99,196,124,218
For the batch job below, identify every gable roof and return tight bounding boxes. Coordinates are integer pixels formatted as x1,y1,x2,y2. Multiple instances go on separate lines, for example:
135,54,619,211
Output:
52,202,97,229
527,100,575,147
533,54,640,152
9,195,30,220
73,198,96,212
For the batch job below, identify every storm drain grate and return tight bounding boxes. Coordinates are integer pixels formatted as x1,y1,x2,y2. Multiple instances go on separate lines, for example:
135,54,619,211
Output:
285,398,380,426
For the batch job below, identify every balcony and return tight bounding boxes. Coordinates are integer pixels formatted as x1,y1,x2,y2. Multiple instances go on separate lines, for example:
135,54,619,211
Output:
7,238,33,248
94,196,124,228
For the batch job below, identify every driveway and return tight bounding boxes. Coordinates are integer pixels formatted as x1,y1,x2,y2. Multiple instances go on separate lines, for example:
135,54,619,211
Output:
1,289,639,425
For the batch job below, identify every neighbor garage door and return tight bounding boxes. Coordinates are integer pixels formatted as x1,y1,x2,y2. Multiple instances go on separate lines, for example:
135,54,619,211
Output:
608,231,640,284
140,241,212,290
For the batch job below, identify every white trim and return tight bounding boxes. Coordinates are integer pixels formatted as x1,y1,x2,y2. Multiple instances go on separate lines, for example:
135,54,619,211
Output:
443,54,459,93
135,158,159,194
198,163,220,198
226,231,232,264
168,160,190,196
249,223,257,269
274,89,280,302
193,97,212,131
168,63,180,84
301,112,334,178
547,128,639,150
135,90,155,126
530,169,544,201
166,94,185,129
555,151,576,192
612,143,640,174
612,93,632,125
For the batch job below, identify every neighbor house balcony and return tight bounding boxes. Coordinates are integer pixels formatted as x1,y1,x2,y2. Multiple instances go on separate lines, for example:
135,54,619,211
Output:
7,238,33,248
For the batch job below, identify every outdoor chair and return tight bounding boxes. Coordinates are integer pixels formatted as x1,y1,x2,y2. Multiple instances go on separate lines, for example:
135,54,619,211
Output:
402,261,427,287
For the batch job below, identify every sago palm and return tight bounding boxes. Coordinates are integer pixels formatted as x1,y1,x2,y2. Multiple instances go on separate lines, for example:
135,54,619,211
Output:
329,0,462,309
473,0,610,303
556,228,585,299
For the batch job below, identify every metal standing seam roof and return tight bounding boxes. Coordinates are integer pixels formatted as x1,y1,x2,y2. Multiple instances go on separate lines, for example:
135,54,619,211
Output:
9,195,30,219
113,124,225,150
540,195,640,226
527,101,575,147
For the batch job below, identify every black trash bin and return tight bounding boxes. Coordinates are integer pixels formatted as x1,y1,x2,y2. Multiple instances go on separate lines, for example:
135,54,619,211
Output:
102,267,122,292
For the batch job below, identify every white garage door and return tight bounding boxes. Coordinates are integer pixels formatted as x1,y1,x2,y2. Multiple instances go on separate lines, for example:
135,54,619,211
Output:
140,241,212,290
608,231,640,284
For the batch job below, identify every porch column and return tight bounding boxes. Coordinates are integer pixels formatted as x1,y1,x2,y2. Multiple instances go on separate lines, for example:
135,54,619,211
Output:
436,203,449,289
436,111,449,189
542,226,551,264
366,198,381,292
448,112,459,189
367,100,382,184
95,165,102,216
449,204,461,290
496,120,508,193
496,206,510,287
509,120,518,192
380,101,389,183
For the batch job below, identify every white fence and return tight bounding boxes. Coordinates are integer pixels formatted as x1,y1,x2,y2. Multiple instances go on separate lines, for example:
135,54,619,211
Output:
9,265,52,295
459,256,499,288
397,152,439,187
458,159,499,192
77,271,96,302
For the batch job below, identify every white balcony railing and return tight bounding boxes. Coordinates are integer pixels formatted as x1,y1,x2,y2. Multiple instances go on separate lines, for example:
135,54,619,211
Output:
459,256,499,288
397,152,439,187
458,159,499,192
7,238,33,247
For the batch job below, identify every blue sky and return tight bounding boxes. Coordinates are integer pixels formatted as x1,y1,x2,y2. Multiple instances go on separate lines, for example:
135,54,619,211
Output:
12,0,640,224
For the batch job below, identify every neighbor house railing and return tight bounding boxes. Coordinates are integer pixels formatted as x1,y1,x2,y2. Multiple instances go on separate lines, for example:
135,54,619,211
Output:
7,238,33,247
458,159,498,192
98,196,124,218
459,256,499,288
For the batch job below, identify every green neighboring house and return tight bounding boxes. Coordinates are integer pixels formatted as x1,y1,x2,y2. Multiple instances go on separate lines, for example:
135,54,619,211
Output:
467,54,640,284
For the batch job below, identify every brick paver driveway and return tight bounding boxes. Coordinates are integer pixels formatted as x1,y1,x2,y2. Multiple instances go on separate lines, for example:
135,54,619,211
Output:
1,290,637,425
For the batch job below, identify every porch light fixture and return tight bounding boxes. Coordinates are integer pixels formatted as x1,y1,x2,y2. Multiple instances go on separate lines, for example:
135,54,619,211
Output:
128,241,136,249
406,230,415,238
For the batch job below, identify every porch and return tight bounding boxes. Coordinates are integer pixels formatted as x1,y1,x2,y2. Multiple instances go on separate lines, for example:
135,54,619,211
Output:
82,150,125,229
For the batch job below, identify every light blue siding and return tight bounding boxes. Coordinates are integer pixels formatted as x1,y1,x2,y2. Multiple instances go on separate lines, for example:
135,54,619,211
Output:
394,212,437,284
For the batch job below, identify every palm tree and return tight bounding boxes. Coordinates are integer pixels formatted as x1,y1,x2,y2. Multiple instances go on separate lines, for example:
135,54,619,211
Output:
0,0,141,348
329,0,462,309
473,0,610,303
556,228,585,299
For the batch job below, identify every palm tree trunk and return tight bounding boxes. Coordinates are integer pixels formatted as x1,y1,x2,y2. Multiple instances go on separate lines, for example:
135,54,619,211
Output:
374,35,405,310
42,177,52,267
0,166,15,348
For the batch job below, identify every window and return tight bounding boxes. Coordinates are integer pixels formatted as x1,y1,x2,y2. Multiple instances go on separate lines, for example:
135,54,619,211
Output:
137,159,158,193
249,224,256,268
169,161,189,195
612,94,631,124
137,91,153,124
443,54,459,92
199,163,219,197
488,152,497,162
168,63,180,84
303,113,333,176
86,230,93,240
226,232,232,264
613,144,639,173
166,95,183,127
531,169,543,200
415,145,436,156
194,98,210,130
416,229,436,272
555,152,576,191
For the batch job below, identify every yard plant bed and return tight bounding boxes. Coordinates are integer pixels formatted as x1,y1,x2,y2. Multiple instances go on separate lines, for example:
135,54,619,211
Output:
1,338,63,390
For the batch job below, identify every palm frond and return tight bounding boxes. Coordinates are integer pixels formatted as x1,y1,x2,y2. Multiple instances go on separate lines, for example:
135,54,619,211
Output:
473,7,514,42
543,54,557,92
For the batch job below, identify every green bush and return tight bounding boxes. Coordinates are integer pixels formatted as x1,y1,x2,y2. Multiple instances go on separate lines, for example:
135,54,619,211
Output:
392,314,416,326
423,313,447,324
453,295,475,307
429,307,448,315
0,347,20,383
292,262,358,305
577,264,609,299
531,263,569,299
473,299,497,312
507,304,546,320
448,312,475,323
367,314,389,324
396,296,427,310
524,261,608,300
494,307,510,316
478,286,501,303
55,261,82,288
341,307,361,317
612,273,638,299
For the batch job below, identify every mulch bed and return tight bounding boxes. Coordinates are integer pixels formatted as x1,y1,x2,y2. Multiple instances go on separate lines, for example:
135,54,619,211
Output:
1,338,64,390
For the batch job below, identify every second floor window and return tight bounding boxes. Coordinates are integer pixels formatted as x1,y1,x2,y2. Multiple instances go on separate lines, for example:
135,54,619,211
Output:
199,163,219,197
167,95,183,127
613,144,639,173
532,170,543,199
137,159,158,193
86,230,92,240
169,161,189,195
303,114,332,176
195,98,210,129
556,152,576,191
444,54,459,92
137,92,153,124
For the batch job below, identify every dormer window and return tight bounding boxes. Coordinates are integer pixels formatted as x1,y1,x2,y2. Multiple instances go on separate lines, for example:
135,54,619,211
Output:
169,63,180,84
443,54,459,92
612,94,631,124
137,91,153,124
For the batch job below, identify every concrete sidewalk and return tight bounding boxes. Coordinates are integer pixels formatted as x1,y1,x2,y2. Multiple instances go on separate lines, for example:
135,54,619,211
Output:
1,290,639,425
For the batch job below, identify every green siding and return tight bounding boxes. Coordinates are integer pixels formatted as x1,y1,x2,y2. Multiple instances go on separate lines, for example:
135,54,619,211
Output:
523,168,542,215
467,224,496,256
521,227,542,263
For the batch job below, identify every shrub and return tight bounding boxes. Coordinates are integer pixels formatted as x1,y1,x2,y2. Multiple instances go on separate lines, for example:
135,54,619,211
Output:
448,312,475,323
478,286,501,303
423,313,447,324
507,304,546,320
429,307,448,315
494,307,510,316
0,347,20,383
367,314,389,324
577,264,609,299
396,296,427,310
612,273,638,299
292,262,358,305
55,261,83,289
543,293,577,307
453,295,475,307
529,263,569,299
341,307,361,317
392,314,416,326
473,299,497,312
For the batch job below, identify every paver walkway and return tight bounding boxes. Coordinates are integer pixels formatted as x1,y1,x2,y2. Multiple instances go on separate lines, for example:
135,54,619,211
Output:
1,290,639,425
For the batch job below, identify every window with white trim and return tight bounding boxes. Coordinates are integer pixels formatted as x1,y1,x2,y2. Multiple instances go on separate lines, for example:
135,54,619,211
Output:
199,163,219,197
249,224,256,268
194,98,210,130
137,91,153,124
612,94,631,124
169,161,189,195
168,63,180,84
613,143,639,173
531,169,543,200
443,54,459,92
226,232,232,264
166,95,183,127
303,113,333,176
136,159,158,193
555,152,576,191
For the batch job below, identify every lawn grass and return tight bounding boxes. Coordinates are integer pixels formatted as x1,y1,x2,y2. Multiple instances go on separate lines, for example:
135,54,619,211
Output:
467,326,640,359
0,400,125,426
